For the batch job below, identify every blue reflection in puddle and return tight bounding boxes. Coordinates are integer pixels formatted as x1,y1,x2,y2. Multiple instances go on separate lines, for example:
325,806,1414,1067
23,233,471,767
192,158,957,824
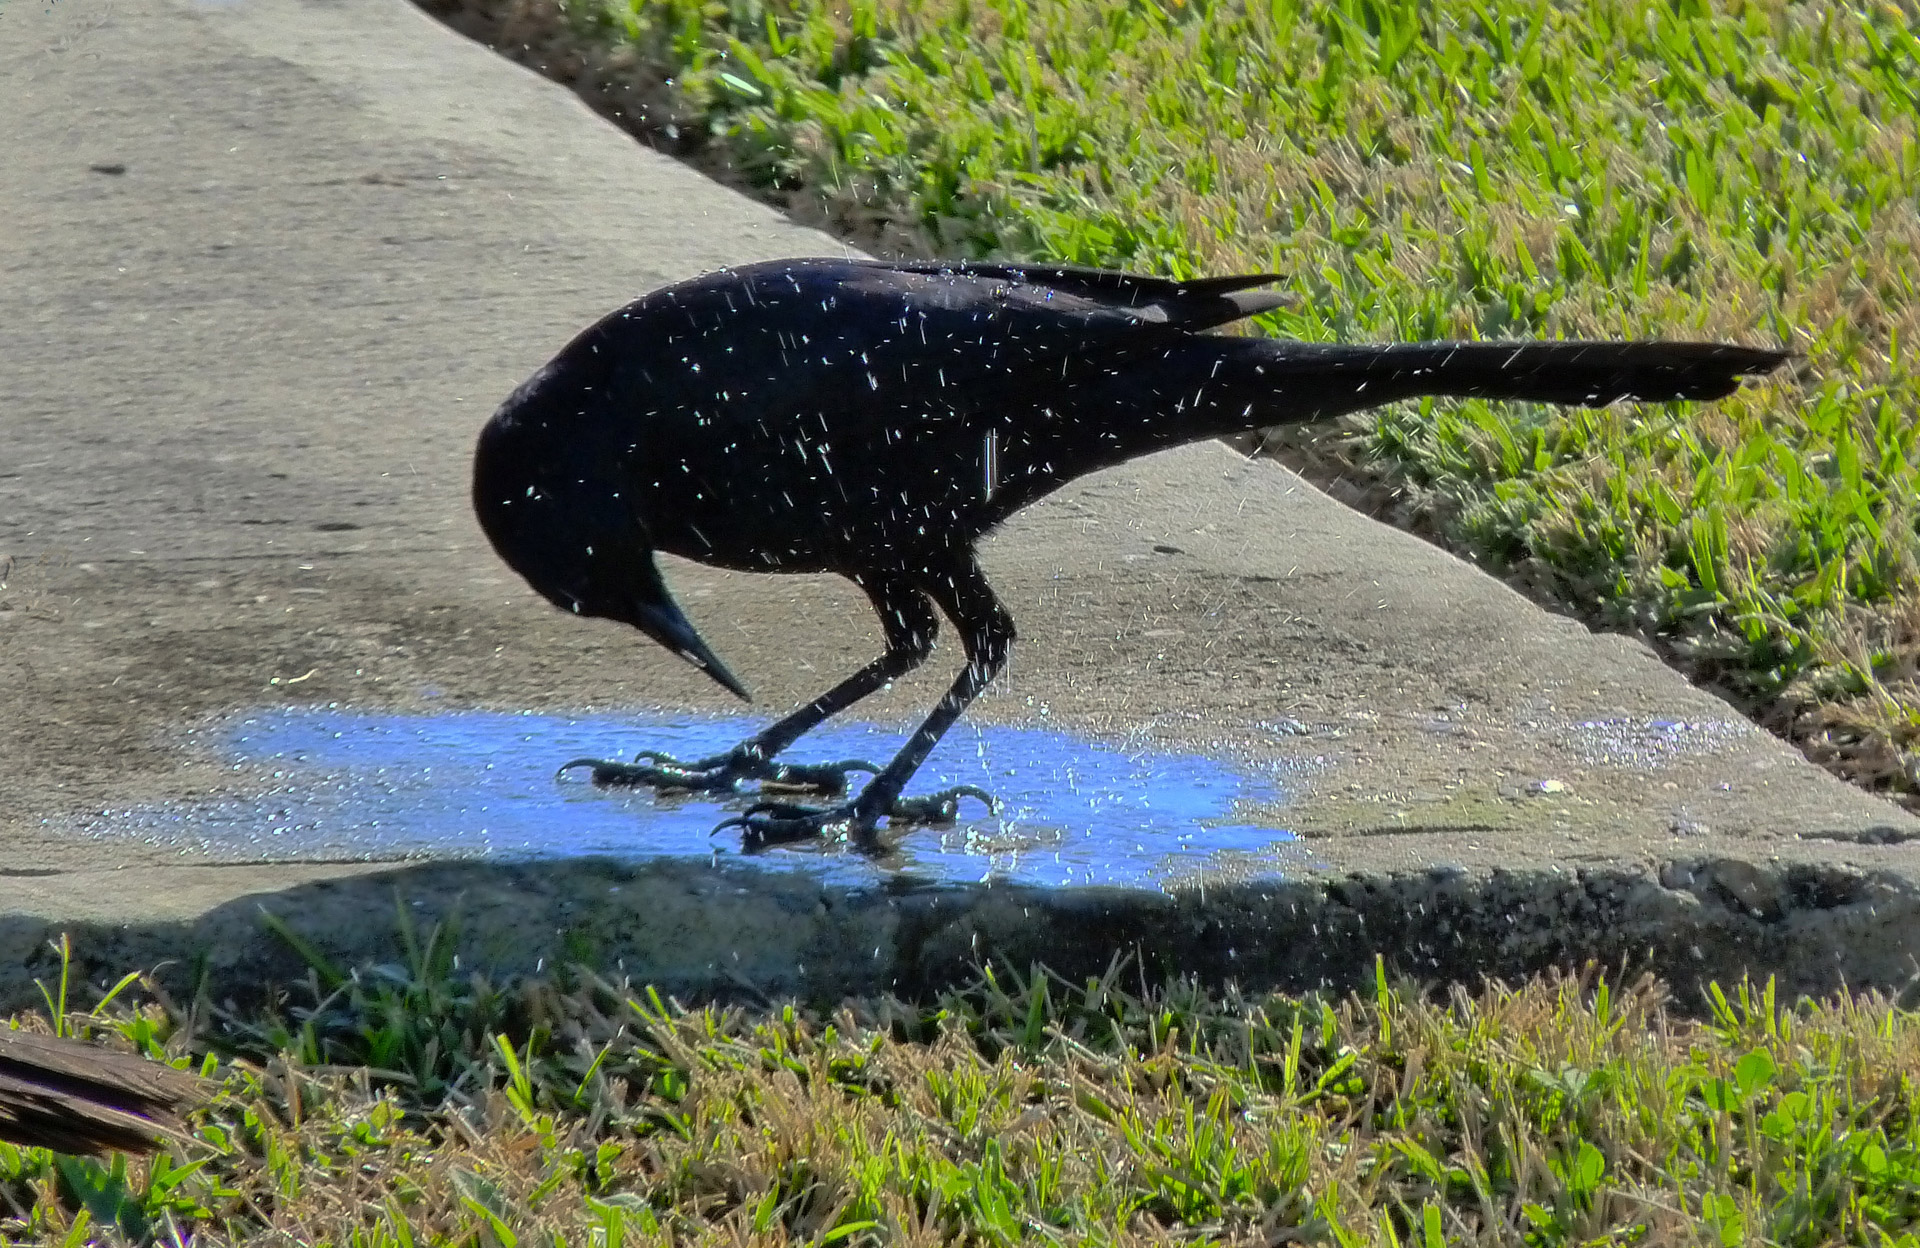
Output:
90,708,1294,888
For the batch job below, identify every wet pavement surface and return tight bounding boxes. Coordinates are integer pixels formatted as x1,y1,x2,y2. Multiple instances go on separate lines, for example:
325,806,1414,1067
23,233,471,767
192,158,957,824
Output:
80,707,1291,887
5,0,1920,1009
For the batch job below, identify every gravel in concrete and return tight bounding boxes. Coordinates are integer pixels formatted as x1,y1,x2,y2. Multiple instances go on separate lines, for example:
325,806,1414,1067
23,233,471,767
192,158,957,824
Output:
4,0,1918,1008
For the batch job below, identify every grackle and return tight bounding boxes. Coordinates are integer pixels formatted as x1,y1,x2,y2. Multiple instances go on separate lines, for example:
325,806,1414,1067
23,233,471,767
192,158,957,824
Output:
474,258,1788,850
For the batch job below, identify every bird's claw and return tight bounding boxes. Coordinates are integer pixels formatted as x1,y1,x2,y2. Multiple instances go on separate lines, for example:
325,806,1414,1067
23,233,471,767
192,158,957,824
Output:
758,758,881,796
557,750,879,798
713,801,856,850
711,785,998,852
887,785,998,825
557,754,735,792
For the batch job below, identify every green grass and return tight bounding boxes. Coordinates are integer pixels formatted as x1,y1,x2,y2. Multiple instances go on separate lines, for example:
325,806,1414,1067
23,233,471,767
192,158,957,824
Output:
469,0,1920,805
13,932,1920,1245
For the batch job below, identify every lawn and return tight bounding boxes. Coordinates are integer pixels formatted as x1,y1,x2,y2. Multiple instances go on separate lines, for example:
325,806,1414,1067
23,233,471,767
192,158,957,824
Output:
432,0,1920,807
10,938,1920,1244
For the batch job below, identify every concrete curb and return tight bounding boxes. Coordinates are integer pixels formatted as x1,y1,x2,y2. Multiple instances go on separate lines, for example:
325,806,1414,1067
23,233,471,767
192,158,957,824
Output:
4,855,1914,1012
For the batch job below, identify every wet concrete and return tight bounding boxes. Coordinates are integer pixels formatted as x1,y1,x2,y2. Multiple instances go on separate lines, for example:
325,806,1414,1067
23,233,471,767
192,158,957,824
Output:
5,0,1920,1012
79,707,1290,887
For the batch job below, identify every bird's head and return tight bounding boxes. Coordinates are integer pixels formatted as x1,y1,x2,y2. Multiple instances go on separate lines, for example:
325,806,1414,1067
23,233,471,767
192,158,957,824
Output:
472,362,750,701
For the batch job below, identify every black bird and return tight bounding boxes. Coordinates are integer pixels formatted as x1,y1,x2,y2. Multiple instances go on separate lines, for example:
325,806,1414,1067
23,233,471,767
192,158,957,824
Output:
474,258,1787,848
0,1029,208,1154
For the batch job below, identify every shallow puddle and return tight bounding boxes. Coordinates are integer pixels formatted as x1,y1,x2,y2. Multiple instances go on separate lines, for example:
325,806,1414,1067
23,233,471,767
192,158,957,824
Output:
87,707,1293,888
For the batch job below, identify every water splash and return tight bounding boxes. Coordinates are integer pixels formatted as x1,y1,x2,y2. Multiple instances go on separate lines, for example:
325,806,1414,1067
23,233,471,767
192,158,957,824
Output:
85,707,1293,889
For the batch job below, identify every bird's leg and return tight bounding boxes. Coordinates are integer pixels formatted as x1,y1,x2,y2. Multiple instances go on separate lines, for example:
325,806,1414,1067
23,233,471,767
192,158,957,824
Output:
563,577,938,799
716,557,1011,850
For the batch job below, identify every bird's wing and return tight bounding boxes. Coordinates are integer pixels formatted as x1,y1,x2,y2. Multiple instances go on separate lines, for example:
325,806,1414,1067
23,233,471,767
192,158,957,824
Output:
686,262,1198,430
875,261,1291,330
613,256,1288,449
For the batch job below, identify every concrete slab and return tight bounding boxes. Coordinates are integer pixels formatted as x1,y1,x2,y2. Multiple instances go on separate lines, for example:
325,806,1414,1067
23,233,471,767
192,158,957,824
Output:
4,0,1919,1010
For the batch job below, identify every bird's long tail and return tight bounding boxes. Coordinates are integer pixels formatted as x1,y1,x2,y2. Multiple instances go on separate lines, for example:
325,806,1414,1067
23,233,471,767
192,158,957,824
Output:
1250,339,1790,409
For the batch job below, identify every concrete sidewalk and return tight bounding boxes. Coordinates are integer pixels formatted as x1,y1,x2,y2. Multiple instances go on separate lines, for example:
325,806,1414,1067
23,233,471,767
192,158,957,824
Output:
2,0,1917,1008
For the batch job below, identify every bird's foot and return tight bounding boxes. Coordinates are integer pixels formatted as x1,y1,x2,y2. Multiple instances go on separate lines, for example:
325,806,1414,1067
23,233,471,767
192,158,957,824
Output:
713,785,997,852
757,758,882,797
885,786,999,826
557,748,879,798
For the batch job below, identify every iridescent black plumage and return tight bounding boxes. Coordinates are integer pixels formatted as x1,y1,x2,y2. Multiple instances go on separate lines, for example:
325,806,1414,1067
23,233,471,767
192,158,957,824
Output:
475,258,1787,847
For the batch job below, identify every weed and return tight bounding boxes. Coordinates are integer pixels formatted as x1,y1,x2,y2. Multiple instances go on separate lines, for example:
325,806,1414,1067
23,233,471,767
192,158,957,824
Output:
12,944,1920,1243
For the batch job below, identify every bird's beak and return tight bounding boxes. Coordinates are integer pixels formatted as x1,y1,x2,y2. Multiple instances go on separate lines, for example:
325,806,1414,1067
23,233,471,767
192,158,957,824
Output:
626,565,751,702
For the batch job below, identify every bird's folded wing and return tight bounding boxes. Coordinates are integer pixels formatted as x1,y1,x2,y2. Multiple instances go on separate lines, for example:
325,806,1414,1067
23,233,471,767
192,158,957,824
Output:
881,261,1291,328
